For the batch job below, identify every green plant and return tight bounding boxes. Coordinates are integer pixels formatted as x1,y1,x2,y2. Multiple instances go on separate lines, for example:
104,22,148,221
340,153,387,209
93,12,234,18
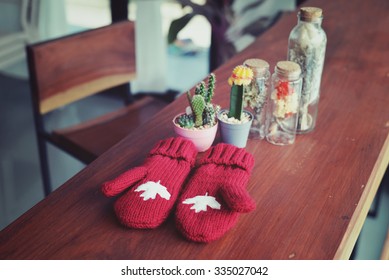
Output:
206,73,216,103
176,73,218,129
227,65,253,120
177,114,195,128
191,95,206,127
229,84,244,120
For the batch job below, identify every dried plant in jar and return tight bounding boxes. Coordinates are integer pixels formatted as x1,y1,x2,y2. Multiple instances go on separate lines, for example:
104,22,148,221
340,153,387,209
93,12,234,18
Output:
243,58,270,139
288,7,327,133
266,61,302,146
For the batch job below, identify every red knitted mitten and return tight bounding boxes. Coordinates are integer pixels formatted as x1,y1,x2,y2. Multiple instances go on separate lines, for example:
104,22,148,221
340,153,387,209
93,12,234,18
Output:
175,143,255,242
102,137,197,229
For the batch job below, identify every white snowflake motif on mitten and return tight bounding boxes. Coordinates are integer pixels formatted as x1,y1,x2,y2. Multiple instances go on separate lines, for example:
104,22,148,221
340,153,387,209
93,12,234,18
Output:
134,180,171,201
183,193,221,213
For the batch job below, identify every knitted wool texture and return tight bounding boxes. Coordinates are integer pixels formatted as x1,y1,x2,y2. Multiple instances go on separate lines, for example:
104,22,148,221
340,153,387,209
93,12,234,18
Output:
102,137,197,229
176,143,255,242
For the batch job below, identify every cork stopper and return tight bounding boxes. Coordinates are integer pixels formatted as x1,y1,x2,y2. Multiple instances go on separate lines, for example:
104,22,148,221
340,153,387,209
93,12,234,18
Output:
275,61,301,80
244,58,269,77
299,7,323,21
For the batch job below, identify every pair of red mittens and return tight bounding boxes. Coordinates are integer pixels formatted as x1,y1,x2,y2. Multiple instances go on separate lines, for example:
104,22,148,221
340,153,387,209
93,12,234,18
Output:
102,137,255,242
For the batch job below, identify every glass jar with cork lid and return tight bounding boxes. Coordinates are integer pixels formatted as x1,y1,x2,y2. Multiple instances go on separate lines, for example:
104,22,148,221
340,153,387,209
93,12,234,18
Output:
266,61,302,146
288,7,327,134
243,58,270,140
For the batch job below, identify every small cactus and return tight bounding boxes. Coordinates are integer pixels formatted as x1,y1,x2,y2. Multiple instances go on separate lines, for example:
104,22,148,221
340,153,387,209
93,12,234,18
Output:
228,65,253,120
203,103,217,127
177,114,194,128
191,95,206,127
177,73,218,129
195,81,206,97
206,73,216,103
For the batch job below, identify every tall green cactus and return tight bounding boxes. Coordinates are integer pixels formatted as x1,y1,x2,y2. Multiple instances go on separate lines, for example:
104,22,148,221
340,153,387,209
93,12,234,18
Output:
191,95,206,127
227,65,253,120
203,103,216,127
195,81,206,97
206,73,216,103
228,84,244,120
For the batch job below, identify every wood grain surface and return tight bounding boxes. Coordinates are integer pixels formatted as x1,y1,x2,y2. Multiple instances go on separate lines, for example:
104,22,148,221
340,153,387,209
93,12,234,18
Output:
0,0,388,259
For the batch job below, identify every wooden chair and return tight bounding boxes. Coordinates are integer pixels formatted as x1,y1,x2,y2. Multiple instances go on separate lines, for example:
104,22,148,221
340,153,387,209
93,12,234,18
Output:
27,21,169,196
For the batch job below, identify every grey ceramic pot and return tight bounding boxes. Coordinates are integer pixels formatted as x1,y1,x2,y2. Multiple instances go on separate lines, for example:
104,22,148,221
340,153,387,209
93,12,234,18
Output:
217,109,253,148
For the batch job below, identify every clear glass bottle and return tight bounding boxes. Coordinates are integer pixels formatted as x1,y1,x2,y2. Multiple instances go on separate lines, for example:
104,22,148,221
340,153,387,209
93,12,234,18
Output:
243,58,270,140
288,7,327,134
266,61,302,146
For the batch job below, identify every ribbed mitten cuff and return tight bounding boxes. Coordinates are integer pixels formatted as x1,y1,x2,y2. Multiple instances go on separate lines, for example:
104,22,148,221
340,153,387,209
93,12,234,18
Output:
200,143,254,172
149,137,197,166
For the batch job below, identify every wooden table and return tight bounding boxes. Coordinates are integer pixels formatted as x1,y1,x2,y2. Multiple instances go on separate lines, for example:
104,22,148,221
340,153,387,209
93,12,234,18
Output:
1,0,388,259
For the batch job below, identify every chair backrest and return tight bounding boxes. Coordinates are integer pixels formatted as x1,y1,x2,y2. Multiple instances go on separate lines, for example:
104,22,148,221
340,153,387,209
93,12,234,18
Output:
27,20,136,115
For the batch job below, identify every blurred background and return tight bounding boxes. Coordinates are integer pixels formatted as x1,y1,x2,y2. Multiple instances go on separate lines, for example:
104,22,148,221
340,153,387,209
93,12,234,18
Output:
0,0,387,259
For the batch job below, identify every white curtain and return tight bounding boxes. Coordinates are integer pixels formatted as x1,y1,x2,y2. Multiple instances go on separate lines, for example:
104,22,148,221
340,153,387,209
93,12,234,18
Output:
38,0,68,41
131,0,167,94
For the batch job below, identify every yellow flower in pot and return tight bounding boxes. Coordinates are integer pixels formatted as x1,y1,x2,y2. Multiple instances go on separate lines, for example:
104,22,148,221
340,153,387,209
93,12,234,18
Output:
218,65,254,148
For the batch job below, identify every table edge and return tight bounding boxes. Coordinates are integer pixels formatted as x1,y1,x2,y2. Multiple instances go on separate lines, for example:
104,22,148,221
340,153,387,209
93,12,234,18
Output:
334,132,389,259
